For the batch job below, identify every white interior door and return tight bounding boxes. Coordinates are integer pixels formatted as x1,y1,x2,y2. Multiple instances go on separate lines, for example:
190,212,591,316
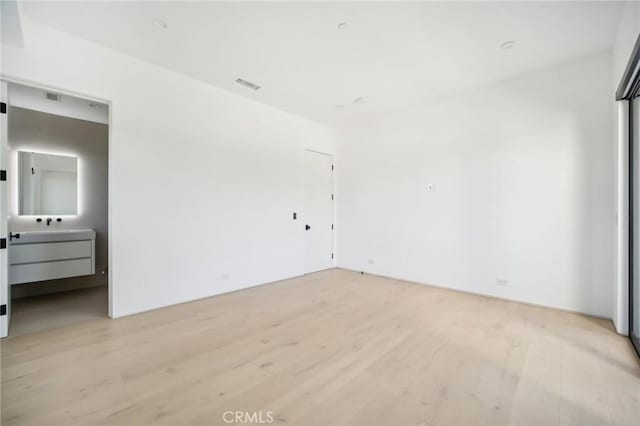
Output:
0,81,9,338
304,150,334,273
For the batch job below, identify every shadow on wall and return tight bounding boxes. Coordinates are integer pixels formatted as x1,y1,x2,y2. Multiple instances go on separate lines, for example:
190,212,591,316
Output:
0,1,24,49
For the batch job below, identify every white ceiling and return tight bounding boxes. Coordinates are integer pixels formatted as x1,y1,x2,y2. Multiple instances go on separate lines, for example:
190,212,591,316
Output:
20,1,623,128
9,83,109,124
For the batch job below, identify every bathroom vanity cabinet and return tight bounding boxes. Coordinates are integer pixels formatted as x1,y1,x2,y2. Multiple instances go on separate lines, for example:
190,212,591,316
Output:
9,229,96,285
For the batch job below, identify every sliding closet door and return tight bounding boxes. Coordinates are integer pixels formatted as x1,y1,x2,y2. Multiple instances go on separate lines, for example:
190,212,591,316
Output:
632,95,640,355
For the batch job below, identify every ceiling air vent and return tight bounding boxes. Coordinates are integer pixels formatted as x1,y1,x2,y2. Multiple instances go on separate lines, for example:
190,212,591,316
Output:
45,92,61,102
235,78,261,91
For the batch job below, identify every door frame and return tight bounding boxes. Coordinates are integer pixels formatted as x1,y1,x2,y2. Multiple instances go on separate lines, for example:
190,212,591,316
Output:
617,32,640,357
303,148,335,273
630,98,639,357
1,81,9,337
0,74,114,321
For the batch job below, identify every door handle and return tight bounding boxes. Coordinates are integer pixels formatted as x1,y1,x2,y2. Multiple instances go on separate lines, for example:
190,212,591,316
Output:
305,224,311,231
9,232,20,241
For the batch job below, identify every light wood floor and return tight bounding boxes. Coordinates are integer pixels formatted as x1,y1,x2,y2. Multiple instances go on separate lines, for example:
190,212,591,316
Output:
1,269,639,426
9,285,108,337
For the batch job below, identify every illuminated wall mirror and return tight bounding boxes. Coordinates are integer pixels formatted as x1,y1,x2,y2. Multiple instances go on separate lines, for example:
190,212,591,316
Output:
18,151,78,215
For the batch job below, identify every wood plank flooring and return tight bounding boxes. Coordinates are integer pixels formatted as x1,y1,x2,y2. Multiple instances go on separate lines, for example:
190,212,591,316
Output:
9,285,107,337
1,269,639,426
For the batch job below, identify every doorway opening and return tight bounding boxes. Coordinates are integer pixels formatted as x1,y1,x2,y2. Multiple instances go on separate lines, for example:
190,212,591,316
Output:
0,80,111,337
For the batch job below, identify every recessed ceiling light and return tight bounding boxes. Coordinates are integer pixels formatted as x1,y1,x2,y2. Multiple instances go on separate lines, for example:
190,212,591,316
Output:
152,18,168,29
337,22,348,30
235,78,261,91
500,40,516,50
353,97,365,104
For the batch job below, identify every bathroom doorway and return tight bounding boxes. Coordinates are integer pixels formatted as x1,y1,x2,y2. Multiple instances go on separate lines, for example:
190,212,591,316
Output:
0,79,111,337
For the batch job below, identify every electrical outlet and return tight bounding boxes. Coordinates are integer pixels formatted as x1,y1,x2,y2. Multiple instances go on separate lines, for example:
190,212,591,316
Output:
496,278,508,286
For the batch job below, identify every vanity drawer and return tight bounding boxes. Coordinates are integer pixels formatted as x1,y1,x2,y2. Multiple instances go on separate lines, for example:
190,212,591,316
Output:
10,258,93,285
10,241,92,264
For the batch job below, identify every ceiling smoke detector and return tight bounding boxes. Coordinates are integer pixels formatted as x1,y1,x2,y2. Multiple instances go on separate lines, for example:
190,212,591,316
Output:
235,78,261,91
45,92,61,102
353,97,365,104
337,22,348,30
500,40,516,50
153,18,168,29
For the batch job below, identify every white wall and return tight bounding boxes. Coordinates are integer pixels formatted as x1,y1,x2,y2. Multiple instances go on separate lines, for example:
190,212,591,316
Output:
613,2,640,88
612,1,640,334
1,13,334,317
337,53,614,318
